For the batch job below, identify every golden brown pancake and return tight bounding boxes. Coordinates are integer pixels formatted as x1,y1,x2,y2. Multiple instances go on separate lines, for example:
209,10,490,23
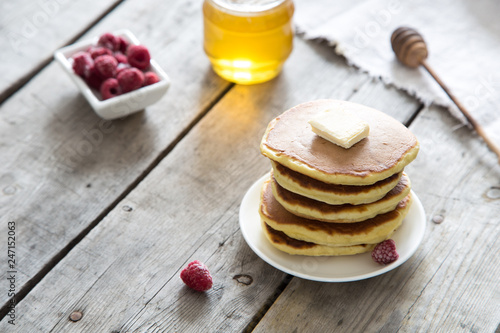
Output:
260,100,419,185
259,176,412,246
262,221,376,256
271,172,411,223
271,161,403,205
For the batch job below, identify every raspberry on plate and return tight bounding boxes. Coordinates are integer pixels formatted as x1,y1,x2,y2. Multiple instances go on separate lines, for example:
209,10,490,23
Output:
114,52,128,64
117,68,145,93
98,32,120,51
94,55,118,79
180,260,213,292
87,46,113,59
143,72,160,86
85,66,104,90
127,45,151,70
372,239,399,265
116,63,130,76
100,78,121,100
118,36,130,53
72,51,93,77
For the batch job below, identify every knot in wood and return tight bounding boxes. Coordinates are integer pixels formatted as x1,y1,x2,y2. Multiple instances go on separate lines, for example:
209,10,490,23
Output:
69,311,83,322
432,214,444,224
485,186,500,200
233,274,253,286
2,186,16,195
391,27,428,68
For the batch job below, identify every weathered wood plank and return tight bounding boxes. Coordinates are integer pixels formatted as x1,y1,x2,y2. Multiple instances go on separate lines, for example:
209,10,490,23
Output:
0,37,398,332
348,76,422,125
0,0,231,309
0,0,122,102
252,100,500,332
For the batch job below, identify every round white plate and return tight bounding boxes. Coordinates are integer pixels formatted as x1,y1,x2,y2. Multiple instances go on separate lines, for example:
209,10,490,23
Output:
239,174,426,282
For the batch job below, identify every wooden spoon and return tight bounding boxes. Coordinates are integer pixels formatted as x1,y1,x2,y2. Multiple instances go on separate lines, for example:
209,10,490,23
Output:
391,26,500,162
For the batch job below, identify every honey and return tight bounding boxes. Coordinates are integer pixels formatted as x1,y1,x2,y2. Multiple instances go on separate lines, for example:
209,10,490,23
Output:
203,0,294,84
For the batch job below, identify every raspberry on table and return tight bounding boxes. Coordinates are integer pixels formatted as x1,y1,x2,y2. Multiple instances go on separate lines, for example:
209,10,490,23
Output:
372,239,399,265
100,78,121,100
117,68,145,93
98,32,120,51
143,72,160,86
72,51,94,77
180,260,213,292
94,55,118,79
127,45,151,70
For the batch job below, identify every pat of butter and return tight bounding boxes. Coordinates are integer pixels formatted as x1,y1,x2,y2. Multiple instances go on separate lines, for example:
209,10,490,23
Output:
308,109,369,149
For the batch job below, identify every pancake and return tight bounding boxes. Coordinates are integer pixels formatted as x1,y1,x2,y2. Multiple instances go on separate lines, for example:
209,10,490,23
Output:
261,221,376,256
260,100,419,185
271,161,403,205
271,172,411,223
259,176,412,246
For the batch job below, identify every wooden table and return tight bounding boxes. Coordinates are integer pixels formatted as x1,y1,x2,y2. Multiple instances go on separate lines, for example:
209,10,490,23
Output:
1,1,499,332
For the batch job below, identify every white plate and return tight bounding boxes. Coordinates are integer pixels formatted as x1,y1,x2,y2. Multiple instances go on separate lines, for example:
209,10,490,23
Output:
239,174,426,282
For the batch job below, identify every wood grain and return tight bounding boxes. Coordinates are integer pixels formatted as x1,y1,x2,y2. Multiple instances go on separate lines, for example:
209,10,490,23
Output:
0,0,230,309
252,102,500,332
0,37,397,332
0,0,122,102
1,1,496,331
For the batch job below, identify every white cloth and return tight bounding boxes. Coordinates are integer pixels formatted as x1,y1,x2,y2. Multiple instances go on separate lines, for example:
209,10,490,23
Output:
294,0,500,143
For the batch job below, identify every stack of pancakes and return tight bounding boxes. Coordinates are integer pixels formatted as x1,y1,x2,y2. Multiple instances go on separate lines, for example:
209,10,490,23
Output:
259,100,419,256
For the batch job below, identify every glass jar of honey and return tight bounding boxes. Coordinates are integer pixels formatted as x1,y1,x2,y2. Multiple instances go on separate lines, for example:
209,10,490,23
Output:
203,0,294,85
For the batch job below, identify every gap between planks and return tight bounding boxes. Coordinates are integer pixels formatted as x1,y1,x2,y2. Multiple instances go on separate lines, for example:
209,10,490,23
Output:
405,103,425,127
0,82,235,321
242,274,294,333
0,0,126,106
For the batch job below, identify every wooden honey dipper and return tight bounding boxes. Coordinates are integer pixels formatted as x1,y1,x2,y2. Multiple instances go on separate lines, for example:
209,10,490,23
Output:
391,26,500,161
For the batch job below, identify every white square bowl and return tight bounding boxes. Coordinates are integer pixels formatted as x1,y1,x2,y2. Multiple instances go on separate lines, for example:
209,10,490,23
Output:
54,29,170,120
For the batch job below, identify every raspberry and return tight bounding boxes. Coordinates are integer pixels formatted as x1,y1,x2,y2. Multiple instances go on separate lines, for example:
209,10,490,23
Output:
85,66,104,90
100,78,121,100
180,260,213,292
117,68,144,93
87,46,113,59
118,36,130,53
98,32,120,51
116,63,130,75
72,51,93,77
127,45,151,70
372,239,399,265
114,52,128,64
94,55,118,79
143,71,160,86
